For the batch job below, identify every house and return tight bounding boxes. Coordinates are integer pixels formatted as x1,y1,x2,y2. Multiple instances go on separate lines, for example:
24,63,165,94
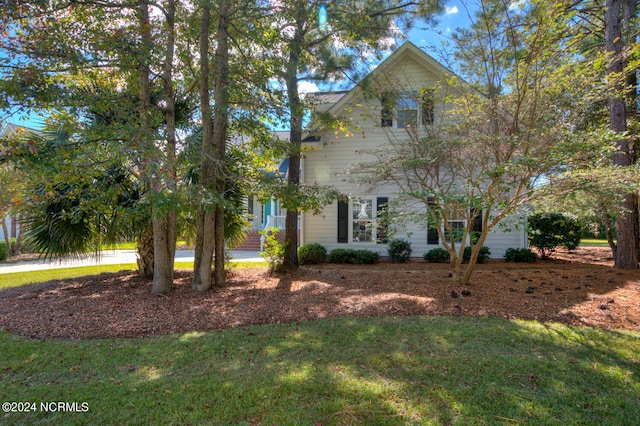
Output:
293,41,528,259
235,131,300,250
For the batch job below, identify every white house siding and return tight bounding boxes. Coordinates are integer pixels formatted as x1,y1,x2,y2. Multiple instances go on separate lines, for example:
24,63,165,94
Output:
301,43,527,260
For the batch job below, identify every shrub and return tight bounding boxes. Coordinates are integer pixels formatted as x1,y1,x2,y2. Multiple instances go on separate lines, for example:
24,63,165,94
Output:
388,239,412,263
463,246,491,263
0,243,8,261
528,212,581,259
329,248,356,264
424,248,450,263
505,248,537,263
298,243,327,265
259,228,286,273
353,249,380,264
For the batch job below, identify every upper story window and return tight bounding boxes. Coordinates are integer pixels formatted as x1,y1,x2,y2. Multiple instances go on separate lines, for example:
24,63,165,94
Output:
397,91,418,128
381,88,435,128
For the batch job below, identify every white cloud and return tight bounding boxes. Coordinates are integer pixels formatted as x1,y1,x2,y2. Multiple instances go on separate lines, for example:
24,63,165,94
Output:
298,81,320,95
445,5,459,15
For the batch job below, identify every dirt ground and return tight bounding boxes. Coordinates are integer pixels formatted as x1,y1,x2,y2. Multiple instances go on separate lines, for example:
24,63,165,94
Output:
1,247,639,340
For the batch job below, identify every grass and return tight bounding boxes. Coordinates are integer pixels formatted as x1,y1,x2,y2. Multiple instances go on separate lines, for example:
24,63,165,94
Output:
0,261,264,290
580,239,612,247
100,240,190,250
0,264,138,290
0,316,638,425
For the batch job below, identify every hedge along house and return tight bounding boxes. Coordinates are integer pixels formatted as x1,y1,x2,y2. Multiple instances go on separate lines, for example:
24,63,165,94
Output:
298,41,528,259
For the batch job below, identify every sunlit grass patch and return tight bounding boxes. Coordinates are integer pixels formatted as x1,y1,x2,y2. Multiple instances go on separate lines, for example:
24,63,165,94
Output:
4,316,637,425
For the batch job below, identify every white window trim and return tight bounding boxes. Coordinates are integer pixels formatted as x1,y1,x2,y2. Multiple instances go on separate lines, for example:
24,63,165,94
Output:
349,197,376,244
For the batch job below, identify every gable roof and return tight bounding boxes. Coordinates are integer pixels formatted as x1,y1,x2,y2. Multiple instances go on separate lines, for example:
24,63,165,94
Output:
306,91,349,113
0,123,42,139
324,41,458,116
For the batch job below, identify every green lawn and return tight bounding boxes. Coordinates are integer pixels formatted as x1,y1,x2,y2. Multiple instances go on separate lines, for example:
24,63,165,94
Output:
580,239,612,247
0,316,638,425
2,264,639,424
0,261,264,290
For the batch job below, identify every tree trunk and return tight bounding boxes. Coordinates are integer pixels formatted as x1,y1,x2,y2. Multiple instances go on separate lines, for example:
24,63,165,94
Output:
449,254,463,287
212,0,230,287
152,0,178,294
1,217,11,257
282,16,305,270
152,214,175,293
12,217,22,256
137,1,176,293
606,0,638,268
622,0,639,259
193,0,215,291
601,208,618,257
460,228,490,286
137,226,154,278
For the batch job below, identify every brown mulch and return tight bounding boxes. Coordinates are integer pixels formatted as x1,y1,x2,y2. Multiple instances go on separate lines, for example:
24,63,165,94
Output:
1,247,639,340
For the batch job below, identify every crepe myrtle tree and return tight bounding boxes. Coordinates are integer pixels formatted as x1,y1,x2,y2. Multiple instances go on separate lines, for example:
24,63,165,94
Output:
348,102,551,286
347,0,599,285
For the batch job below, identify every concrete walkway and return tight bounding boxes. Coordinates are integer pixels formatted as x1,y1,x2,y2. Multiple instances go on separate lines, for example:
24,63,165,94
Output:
0,250,263,274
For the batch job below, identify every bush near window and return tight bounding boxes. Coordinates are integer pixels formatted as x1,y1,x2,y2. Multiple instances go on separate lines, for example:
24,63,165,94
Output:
298,243,327,265
388,239,412,263
0,243,8,261
463,246,491,263
528,212,581,259
505,248,537,263
423,248,450,263
328,248,380,264
353,249,380,264
329,248,355,263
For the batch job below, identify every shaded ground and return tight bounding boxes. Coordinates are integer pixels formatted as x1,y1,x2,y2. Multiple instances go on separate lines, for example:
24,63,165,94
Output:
1,247,638,340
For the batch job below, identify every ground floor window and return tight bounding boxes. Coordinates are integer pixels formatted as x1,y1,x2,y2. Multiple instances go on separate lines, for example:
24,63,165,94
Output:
352,198,373,242
338,197,388,244
444,220,465,243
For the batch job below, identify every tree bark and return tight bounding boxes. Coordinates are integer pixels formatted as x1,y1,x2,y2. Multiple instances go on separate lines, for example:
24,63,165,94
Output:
1,217,11,257
606,0,638,268
600,207,618,257
281,8,305,270
136,225,154,278
152,0,178,294
12,216,22,256
212,0,230,287
622,0,639,259
136,0,176,293
193,0,216,291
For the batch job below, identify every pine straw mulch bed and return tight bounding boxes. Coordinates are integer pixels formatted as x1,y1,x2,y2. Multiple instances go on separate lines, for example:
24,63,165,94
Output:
1,247,639,340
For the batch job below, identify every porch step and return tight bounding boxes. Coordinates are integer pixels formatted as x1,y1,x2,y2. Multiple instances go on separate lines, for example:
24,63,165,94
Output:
234,229,298,251
235,230,261,251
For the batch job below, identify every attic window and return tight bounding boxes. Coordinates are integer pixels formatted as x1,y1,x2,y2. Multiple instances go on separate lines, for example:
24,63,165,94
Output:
381,89,435,128
397,91,418,128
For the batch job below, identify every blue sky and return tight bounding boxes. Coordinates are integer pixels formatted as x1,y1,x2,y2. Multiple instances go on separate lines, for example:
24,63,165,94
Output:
3,1,474,130
409,0,473,57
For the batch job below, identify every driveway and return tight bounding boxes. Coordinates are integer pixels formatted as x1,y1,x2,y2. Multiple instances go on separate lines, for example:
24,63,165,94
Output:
0,250,263,274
